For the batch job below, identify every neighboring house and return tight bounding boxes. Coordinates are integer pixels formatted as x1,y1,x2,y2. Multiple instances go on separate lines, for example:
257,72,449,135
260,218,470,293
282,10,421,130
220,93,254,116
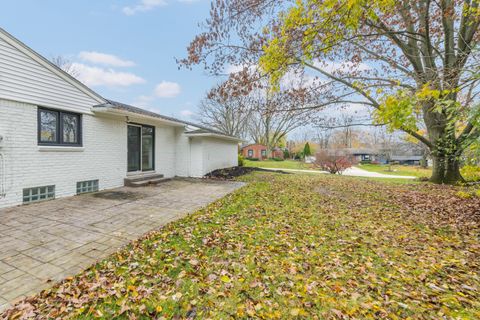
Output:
304,156,316,164
271,147,285,159
344,148,379,162
390,155,423,166
241,144,268,160
0,28,242,209
241,144,285,160
320,148,425,166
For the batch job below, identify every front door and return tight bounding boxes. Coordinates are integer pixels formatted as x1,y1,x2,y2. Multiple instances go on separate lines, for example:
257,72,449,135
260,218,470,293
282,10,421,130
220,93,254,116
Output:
127,124,155,172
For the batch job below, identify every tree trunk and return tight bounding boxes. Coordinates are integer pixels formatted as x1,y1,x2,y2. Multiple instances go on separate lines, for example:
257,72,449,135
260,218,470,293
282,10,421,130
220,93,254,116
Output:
444,157,464,184
430,154,446,184
429,153,464,184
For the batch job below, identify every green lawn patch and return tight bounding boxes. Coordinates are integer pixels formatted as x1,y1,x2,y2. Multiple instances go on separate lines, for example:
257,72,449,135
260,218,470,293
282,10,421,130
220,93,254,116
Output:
245,159,309,170
4,173,479,319
359,163,432,178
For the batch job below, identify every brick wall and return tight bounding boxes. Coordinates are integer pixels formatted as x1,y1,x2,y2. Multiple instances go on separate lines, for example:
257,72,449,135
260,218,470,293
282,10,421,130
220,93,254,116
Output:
241,144,268,160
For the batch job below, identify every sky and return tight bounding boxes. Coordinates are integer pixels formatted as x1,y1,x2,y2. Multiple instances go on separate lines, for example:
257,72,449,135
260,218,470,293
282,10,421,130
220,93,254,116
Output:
0,0,218,120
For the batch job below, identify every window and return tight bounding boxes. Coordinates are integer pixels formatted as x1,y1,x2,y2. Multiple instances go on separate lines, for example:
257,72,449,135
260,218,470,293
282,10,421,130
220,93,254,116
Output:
77,180,99,194
261,150,267,157
248,149,253,157
38,108,82,146
23,185,55,204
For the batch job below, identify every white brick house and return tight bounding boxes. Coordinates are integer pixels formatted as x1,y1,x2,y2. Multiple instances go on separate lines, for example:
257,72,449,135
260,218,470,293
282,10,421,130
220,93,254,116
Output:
0,28,241,209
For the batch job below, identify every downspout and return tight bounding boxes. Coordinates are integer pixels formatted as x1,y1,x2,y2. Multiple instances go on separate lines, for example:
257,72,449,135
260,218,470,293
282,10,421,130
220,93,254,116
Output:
0,152,5,198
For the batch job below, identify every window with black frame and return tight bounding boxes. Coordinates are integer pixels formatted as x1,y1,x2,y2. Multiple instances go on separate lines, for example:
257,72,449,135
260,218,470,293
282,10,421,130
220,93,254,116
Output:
38,108,82,146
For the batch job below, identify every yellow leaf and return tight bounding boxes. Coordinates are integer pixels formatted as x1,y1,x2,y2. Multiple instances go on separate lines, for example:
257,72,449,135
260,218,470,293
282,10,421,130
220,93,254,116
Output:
290,308,301,316
156,306,163,313
221,275,231,283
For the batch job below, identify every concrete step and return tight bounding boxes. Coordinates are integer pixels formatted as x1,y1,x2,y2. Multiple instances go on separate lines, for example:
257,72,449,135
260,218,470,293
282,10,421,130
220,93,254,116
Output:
123,173,168,186
125,175,172,187
129,177,172,187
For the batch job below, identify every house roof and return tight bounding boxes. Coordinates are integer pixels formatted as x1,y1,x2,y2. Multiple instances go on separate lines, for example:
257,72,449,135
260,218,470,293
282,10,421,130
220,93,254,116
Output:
184,129,244,142
94,100,188,127
241,143,267,149
340,148,379,155
94,100,242,141
0,27,105,104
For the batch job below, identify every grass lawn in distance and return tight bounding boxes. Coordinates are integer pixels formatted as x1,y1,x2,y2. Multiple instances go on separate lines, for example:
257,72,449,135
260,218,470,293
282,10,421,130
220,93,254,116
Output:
359,163,432,178
4,172,479,319
244,159,311,170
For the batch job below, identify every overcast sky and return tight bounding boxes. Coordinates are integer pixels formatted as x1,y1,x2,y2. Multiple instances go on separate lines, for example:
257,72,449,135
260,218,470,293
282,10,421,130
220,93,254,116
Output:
0,0,216,120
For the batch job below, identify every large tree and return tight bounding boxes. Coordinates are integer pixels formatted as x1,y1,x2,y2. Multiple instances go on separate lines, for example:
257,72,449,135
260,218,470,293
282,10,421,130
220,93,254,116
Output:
246,86,313,151
197,84,252,137
181,0,480,184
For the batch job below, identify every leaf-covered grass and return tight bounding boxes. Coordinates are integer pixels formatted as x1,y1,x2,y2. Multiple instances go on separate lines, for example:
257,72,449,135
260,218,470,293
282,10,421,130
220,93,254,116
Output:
359,163,432,178
244,159,310,170
4,173,480,319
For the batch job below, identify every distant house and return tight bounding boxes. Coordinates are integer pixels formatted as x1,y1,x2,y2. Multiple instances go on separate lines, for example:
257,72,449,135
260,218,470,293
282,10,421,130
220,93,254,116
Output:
319,148,425,166
390,155,423,166
241,144,284,160
344,148,379,162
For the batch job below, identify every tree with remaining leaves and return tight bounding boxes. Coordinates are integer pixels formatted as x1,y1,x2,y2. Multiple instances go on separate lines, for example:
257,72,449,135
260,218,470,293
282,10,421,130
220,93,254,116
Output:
181,0,480,184
303,142,312,157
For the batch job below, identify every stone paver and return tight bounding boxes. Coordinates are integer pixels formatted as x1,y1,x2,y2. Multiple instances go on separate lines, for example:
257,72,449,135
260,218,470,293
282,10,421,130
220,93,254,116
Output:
0,178,243,311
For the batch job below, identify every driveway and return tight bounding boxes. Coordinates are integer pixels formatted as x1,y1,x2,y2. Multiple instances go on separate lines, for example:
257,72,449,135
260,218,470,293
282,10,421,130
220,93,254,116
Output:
343,167,416,179
0,179,244,311
263,167,416,179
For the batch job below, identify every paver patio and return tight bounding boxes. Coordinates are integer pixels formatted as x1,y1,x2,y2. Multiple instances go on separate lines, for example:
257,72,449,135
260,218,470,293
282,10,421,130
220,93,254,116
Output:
0,178,243,311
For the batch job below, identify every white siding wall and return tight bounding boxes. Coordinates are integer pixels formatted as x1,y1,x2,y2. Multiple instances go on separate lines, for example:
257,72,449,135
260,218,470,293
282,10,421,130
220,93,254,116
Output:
189,139,204,178
0,99,126,208
201,138,238,175
0,36,101,114
174,128,191,177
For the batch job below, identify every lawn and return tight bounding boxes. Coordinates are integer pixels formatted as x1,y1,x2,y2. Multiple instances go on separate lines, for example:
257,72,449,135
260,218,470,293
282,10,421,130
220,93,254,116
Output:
4,173,480,319
359,163,432,178
244,159,310,170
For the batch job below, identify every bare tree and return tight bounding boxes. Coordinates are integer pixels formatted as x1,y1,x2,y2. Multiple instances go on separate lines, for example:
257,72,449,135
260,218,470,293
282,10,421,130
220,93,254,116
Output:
247,87,313,152
198,85,251,138
50,55,80,78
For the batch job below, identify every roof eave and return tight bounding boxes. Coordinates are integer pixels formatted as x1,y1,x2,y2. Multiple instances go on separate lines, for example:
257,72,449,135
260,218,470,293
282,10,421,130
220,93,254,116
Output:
93,106,186,127
185,132,243,142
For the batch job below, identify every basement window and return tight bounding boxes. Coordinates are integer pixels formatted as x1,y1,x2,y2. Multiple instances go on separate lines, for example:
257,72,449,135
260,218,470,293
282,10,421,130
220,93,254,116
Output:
77,180,99,194
38,108,82,146
23,185,55,204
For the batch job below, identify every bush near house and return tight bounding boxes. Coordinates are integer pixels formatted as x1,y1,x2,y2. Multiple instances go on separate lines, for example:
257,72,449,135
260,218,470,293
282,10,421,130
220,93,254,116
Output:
238,155,245,167
315,150,357,174
246,157,259,161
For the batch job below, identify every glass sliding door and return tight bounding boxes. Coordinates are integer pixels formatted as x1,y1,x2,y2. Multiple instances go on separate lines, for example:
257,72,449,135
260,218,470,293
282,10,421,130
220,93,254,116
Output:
127,124,155,172
142,126,154,171
127,125,141,172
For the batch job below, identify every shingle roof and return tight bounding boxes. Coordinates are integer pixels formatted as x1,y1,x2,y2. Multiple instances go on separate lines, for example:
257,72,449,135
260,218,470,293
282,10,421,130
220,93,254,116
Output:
94,100,240,139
